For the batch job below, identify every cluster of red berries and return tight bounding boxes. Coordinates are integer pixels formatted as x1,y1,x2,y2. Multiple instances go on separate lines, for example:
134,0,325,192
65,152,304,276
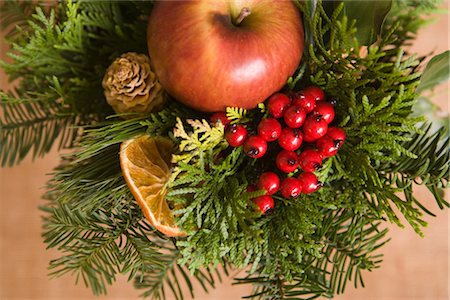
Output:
210,86,346,215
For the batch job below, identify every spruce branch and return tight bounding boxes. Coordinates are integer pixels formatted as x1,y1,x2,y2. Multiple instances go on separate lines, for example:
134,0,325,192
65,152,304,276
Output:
44,147,223,299
42,111,222,299
135,245,228,300
382,124,450,215
43,202,128,295
76,102,189,162
123,230,222,300
0,1,49,41
309,209,388,296
0,91,80,166
236,208,388,299
0,1,159,165
42,143,142,295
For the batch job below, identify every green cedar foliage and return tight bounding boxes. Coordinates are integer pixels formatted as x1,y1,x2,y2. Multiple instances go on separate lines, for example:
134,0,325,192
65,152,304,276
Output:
1,0,448,299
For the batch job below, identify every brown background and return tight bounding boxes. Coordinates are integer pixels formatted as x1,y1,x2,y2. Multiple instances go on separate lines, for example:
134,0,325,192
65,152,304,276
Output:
0,4,449,300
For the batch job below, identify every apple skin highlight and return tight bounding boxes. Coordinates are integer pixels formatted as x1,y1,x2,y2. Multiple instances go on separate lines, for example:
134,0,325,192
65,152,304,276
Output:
147,0,304,112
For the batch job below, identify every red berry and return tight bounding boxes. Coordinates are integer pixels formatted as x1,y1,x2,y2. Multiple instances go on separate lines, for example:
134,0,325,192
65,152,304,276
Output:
210,112,230,127
276,150,299,173
225,124,248,147
257,118,282,142
267,93,291,118
283,105,307,128
280,177,302,199
302,86,325,102
303,115,328,142
278,127,303,151
326,127,346,147
253,195,274,214
316,136,339,157
292,93,316,114
312,102,335,124
243,136,267,159
298,172,321,194
298,149,323,172
257,172,280,195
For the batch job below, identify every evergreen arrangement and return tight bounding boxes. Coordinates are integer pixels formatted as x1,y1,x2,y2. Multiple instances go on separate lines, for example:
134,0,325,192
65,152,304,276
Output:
1,1,449,299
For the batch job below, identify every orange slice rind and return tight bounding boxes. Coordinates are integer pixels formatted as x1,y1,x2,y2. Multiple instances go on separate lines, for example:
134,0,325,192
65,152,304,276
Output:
120,135,185,237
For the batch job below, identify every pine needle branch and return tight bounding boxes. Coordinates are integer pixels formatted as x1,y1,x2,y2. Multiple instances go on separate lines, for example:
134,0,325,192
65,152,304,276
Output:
135,245,227,300
42,112,221,298
382,124,450,219
0,1,158,165
0,91,81,166
0,1,43,40
236,208,388,299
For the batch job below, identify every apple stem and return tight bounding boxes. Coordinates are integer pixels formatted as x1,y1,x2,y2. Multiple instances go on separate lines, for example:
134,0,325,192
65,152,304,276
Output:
234,7,251,26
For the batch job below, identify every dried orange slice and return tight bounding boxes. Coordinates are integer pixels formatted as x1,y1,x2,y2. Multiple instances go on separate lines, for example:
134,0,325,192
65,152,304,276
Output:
120,135,185,237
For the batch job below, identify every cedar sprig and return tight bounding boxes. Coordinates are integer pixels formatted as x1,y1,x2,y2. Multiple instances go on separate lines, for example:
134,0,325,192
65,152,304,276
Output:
169,119,263,270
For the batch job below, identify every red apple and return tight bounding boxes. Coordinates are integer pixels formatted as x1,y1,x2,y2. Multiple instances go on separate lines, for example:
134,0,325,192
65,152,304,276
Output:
147,0,304,112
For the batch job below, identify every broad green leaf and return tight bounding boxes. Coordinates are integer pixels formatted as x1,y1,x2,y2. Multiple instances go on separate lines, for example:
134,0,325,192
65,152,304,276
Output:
343,0,392,45
417,51,450,93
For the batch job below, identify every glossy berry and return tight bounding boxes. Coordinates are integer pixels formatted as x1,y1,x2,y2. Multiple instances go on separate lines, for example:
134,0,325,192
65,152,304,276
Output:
210,112,230,127
280,177,302,199
316,136,339,157
292,93,316,114
312,102,335,124
257,118,282,142
326,127,346,147
253,195,274,214
302,115,328,142
225,124,248,147
298,149,323,172
267,93,291,118
298,172,321,194
257,172,280,195
243,136,267,159
302,86,325,102
276,150,299,173
283,105,306,128
278,127,303,151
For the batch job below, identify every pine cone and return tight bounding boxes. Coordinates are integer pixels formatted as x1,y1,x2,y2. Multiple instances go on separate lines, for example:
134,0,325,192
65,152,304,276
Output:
102,52,165,117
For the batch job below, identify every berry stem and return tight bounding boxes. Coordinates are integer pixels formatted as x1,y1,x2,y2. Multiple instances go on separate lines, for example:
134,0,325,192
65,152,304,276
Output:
234,7,251,26
248,148,259,156
287,158,297,166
